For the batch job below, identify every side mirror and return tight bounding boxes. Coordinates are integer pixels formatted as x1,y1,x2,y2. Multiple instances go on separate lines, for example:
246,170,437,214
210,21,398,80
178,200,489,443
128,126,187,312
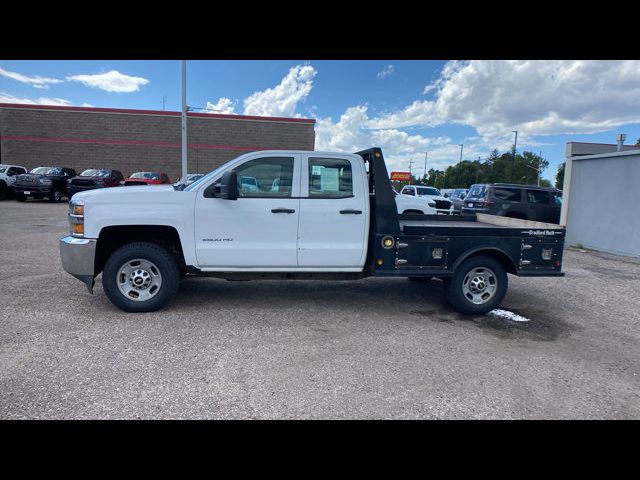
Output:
205,170,238,200
443,193,450,198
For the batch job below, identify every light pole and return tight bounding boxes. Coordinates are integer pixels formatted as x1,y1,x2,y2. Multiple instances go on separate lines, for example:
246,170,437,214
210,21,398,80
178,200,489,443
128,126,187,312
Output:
181,60,188,181
523,152,542,186
511,130,518,183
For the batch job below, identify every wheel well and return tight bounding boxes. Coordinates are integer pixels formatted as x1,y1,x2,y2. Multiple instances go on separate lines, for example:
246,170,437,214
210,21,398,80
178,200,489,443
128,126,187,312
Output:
505,212,527,220
402,209,424,215
95,225,186,275
460,249,517,275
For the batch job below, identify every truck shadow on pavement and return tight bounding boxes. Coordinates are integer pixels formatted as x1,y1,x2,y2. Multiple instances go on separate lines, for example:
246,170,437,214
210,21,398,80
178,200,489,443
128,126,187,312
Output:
170,276,578,343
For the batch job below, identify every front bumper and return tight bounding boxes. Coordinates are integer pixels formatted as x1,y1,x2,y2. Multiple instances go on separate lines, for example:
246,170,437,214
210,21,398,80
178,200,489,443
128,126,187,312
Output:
60,235,97,293
12,185,51,195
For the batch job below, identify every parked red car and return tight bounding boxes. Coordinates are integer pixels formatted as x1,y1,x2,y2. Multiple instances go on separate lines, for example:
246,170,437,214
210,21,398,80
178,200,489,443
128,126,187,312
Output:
121,172,171,186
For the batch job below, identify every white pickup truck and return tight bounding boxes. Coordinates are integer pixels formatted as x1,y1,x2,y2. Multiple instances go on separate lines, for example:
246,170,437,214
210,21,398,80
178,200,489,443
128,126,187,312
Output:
60,148,565,315
0,164,28,200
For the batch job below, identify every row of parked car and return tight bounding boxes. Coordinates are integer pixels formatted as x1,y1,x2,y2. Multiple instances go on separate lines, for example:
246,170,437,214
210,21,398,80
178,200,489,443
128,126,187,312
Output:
394,183,562,224
2,163,562,224
0,164,204,202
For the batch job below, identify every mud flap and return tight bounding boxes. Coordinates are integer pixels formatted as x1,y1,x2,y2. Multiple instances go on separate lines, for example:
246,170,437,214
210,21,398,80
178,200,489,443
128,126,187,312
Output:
73,274,96,294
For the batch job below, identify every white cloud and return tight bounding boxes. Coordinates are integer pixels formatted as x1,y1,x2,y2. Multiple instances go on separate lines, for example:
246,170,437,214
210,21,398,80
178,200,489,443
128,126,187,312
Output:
314,105,467,174
0,67,63,89
370,60,640,144
66,70,149,93
0,92,71,106
377,64,395,79
243,64,316,117
204,97,236,114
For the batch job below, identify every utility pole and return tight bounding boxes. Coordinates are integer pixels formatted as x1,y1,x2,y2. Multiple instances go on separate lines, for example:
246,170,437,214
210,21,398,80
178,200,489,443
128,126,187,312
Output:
408,158,415,185
424,152,428,183
512,130,518,183
181,61,188,181
162,95,167,111
457,144,463,187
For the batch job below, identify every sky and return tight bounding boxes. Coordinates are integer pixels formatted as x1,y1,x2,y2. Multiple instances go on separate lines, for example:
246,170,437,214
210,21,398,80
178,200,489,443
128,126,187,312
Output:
2,59,640,182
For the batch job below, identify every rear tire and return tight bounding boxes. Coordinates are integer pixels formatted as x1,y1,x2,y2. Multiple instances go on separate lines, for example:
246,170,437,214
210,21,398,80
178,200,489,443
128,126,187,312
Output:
15,193,26,202
443,255,508,315
102,242,180,312
0,182,7,201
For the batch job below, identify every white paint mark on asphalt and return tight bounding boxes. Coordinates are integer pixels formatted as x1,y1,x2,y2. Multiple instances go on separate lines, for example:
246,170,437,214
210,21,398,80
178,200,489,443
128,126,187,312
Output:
487,309,531,322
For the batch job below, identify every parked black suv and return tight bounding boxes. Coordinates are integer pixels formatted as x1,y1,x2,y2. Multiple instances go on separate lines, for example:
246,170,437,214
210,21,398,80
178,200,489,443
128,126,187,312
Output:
12,167,77,202
461,183,562,224
68,168,124,198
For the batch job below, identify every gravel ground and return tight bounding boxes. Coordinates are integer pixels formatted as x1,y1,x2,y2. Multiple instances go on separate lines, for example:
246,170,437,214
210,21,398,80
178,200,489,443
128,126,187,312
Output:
1,200,638,419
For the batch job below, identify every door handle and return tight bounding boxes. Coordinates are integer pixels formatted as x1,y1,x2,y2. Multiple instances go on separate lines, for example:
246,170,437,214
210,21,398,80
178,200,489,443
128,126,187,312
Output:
339,209,362,215
271,208,296,214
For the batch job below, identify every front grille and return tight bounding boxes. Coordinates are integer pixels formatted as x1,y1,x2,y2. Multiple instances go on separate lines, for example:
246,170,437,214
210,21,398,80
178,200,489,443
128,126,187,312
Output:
434,200,451,210
16,175,38,186
72,179,95,188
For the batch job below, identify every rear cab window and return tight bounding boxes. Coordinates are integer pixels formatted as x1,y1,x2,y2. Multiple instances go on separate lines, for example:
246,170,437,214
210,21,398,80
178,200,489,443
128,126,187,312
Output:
308,157,353,198
467,185,487,198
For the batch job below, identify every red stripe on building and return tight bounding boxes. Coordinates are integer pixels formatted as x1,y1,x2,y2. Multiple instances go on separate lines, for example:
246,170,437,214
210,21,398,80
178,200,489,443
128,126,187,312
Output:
0,103,316,124
2,135,270,152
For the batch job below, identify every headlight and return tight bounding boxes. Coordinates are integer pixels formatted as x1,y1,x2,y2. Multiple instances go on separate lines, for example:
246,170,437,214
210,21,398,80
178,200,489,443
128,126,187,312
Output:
69,201,85,237
39,178,53,185
428,201,436,207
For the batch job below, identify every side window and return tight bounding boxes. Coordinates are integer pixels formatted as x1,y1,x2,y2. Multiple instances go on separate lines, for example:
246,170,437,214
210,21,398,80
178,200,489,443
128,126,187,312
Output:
233,157,294,198
308,157,352,198
403,187,415,196
493,187,521,201
526,189,550,204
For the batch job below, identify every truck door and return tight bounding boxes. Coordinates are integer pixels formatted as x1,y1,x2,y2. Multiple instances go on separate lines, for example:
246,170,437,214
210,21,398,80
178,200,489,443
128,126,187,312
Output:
297,154,369,268
194,154,301,268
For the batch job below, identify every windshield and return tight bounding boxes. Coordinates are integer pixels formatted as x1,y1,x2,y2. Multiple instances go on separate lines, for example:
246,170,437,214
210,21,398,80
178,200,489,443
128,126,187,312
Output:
29,167,60,175
80,169,111,178
130,172,160,180
416,187,441,196
0,167,6,174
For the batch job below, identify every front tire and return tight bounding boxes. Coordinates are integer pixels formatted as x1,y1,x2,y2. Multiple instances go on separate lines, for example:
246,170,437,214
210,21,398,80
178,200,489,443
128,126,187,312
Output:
49,188,62,202
15,193,26,202
102,242,180,312
443,255,508,315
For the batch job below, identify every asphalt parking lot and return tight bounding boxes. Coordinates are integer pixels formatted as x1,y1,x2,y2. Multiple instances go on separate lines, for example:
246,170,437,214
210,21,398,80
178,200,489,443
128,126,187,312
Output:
1,200,639,419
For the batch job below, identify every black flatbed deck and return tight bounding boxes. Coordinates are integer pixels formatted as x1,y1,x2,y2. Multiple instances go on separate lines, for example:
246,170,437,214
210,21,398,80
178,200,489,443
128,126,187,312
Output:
397,213,565,237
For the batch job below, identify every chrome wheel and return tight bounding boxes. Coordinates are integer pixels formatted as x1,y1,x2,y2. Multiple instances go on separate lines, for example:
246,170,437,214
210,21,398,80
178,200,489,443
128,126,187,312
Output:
462,266,497,305
116,258,162,302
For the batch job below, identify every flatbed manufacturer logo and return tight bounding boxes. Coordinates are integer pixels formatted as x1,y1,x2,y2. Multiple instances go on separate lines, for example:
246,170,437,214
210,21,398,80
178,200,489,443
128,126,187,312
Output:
203,238,234,242
521,230,562,236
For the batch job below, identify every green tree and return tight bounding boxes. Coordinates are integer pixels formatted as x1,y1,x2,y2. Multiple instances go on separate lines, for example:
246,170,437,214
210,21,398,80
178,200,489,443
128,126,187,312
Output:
555,162,565,190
